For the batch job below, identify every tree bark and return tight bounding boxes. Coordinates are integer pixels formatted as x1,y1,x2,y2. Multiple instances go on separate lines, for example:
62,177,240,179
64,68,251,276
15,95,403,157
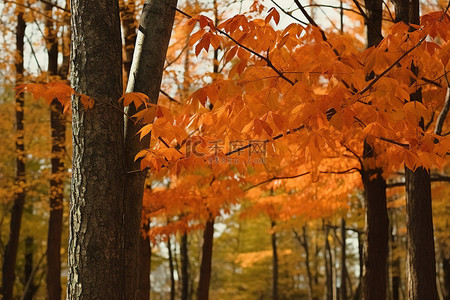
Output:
405,167,437,300
67,0,125,298
168,235,176,300
271,221,279,300
45,3,66,300
23,236,34,300
137,220,151,300
181,232,189,300
1,4,26,300
340,219,347,300
361,165,388,300
324,222,333,300
443,254,450,300
361,2,389,300
122,1,177,297
402,1,438,299
197,218,215,300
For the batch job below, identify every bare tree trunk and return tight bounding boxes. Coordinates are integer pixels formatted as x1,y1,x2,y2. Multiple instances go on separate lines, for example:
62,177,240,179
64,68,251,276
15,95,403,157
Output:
137,220,151,300
341,219,347,300
67,0,125,298
394,1,438,299
122,1,177,296
181,232,189,300
23,236,34,300
324,222,333,300
443,254,450,300
1,4,26,299
168,235,176,300
294,226,317,300
120,0,136,83
44,3,66,300
271,221,279,300
362,2,389,300
197,218,215,300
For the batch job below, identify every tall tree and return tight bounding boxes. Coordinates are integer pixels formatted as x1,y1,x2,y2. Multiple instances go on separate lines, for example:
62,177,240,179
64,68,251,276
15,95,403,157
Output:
1,3,26,299
44,2,67,299
67,0,125,298
197,217,215,300
122,0,178,296
392,0,438,298
362,1,389,299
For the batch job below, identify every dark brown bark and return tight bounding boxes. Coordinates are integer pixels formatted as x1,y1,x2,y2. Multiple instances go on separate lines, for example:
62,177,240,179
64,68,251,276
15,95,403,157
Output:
443,254,450,300
23,236,34,300
324,222,333,300
361,164,388,300
271,221,279,300
390,214,401,300
405,167,437,300
120,0,136,82
45,3,66,300
402,2,438,299
340,219,347,300
197,218,215,300
168,235,176,300
137,221,151,300
181,232,189,300
122,1,177,297
1,5,26,300
361,2,389,300
67,0,125,298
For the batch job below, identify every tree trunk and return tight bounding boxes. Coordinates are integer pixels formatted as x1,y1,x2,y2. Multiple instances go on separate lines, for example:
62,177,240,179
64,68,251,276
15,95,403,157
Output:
197,218,215,300
340,219,347,300
67,0,125,298
45,3,66,300
324,222,333,300
443,254,450,300
137,221,151,300
181,232,189,300
405,167,437,299
1,5,26,300
271,221,279,300
294,226,317,300
361,165,388,300
23,236,34,300
122,1,177,297
402,1,438,299
362,2,389,300
168,235,176,300
120,0,136,83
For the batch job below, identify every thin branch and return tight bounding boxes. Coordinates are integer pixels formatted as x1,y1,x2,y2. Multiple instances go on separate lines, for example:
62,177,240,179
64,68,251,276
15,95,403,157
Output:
38,0,70,12
270,0,308,25
244,168,359,191
174,7,295,86
160,89,180,104
351,0,369,23
358,36,426,96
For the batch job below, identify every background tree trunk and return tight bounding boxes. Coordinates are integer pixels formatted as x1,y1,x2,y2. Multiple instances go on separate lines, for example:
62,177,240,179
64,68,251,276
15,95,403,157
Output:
67,0,125,298
1,4,26,299
23,236,35,300
271,221,279,300
181,232,189,300
197,218,215,300
340,219,347,300
168,234,176,300
137,220,151,300
122,0,177,296
45,2,66,299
